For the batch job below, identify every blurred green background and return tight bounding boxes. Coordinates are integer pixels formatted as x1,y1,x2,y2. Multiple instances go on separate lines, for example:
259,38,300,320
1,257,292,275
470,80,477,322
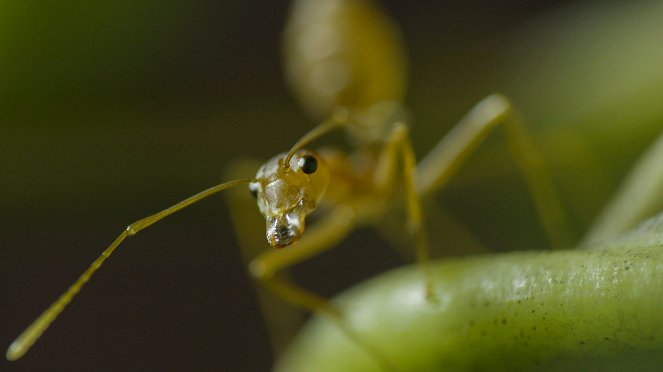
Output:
2,0,662,370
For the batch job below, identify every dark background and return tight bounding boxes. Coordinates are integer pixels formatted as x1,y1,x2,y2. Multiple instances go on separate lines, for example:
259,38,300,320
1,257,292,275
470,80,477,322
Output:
2,0,662,370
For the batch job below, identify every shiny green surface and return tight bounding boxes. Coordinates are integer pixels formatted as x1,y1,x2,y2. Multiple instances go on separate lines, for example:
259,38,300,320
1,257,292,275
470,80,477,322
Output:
278,215,663,371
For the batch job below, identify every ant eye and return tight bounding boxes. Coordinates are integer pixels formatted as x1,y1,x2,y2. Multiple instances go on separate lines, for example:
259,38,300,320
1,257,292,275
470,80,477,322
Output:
299,155,318,174
248,183,260,198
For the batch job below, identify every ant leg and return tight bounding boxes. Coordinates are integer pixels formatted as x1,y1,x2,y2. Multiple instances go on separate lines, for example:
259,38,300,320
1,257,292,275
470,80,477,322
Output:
249,206,398,370
415,94,573,250
224,159,306,355
248,205,356,307
582,131,663,246
373,123,435,300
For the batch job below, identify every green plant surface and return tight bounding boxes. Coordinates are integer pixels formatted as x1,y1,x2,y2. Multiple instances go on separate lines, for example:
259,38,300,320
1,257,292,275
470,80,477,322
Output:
277,213,663,371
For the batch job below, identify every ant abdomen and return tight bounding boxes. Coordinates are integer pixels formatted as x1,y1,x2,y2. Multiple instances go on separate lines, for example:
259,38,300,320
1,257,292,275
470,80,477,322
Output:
283,0,407,120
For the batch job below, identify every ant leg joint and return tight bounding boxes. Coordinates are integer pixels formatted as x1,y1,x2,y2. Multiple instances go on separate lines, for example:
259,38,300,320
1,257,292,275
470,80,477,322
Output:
125,225,137,236
478,93,512,122
331,106,349,123
484,92,511,108
248,258,272,280
391,121,409,136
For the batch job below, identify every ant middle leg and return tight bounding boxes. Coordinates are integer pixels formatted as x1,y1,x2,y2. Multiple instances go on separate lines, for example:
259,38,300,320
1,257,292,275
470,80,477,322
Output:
372,122,436,300
415,94,573,250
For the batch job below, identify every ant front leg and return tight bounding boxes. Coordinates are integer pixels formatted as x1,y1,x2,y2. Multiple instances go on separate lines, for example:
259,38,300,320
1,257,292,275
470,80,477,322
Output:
223,119,360,344
225,159,358,354
247,206,398,370
415,94,574,250
248,205,356,316
224,159,306,355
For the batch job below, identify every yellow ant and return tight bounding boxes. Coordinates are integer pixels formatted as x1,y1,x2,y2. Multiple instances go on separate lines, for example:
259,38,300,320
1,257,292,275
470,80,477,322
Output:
7,0,570,367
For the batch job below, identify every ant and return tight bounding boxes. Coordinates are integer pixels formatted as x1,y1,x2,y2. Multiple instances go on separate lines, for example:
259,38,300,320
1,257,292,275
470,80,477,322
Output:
7,0,569,367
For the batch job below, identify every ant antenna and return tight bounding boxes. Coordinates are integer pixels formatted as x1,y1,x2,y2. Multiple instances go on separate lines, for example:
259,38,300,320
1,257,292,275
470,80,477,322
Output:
284,107,350,167
6,178,255,361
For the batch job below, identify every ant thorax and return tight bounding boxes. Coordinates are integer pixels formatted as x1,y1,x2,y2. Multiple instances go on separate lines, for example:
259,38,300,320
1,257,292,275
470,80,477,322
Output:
344,101,410,146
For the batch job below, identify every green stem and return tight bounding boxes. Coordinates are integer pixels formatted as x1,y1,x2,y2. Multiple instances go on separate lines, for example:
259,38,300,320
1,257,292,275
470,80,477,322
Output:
277,214,663,371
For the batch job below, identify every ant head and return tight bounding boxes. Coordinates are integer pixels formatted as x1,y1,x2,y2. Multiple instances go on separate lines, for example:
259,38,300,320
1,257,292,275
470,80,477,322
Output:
249,150,329,248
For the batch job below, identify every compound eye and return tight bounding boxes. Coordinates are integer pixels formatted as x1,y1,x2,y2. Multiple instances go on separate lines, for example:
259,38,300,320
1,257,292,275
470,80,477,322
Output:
248,182,260,199
298,155,318,175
